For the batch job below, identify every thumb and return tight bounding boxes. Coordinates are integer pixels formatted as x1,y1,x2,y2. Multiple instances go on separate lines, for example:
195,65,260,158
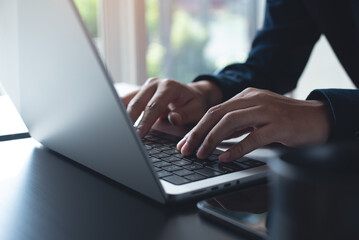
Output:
122,90,138,108
168,100,206,126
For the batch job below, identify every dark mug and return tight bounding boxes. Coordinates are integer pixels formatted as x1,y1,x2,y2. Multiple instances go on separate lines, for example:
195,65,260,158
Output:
268,142,359,240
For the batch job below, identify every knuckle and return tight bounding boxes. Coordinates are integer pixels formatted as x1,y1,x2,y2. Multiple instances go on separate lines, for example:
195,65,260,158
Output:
246,87,257,92
188,130,201,142
160,78,177,88
252,90,268,99
249,132,261,145
222,112,237,123
205,135,216,147
206,104,222,117
146,101,161,112
128,99,143,111
145,77,159,85
241,87,257,95
233,143,244,155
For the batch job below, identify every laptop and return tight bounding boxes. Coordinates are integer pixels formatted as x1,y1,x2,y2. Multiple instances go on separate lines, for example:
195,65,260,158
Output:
0,0,268,203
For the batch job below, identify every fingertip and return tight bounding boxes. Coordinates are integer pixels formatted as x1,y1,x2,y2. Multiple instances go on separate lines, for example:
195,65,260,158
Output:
181,142,192,156
136,126,147,139
219,151,231,162
177,138,186,150
196,146,208,159
168,112,183,126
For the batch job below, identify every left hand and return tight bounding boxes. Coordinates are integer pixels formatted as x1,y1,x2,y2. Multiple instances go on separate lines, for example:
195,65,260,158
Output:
177,87,332,162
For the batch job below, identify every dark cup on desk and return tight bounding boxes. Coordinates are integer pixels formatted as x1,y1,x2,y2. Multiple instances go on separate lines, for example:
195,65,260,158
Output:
268,142,359,240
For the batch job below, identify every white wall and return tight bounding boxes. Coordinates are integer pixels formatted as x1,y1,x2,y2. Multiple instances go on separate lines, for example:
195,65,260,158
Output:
293,36,355,99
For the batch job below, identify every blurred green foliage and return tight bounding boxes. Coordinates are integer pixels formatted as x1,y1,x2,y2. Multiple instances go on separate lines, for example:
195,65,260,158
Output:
170,9,215,83
74,0,99,38
146,0,215,83
73,0,241,84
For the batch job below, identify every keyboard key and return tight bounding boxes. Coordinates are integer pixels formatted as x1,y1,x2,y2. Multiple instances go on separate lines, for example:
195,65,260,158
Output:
192,159,214,166
153,161,171,168
157,146,172,151
172,159,191,167
163,149,181,155
183,155,197,161
173,153,186,159
241,159,265,168
163,175,190,185
195,168,222,177
183,164,203,171
173,169,194,177
206,163,234,173
151,152,170,158
157,170,172,178
144,145,152,150
207,155,219,161
162,165,183,172
227,161,251,170
163,142,176,147
211,150,221,156
148,149,160,155
162,156,181,163
151,143,163,148
185,173,206,181
153,167,161,172
150,157,161,163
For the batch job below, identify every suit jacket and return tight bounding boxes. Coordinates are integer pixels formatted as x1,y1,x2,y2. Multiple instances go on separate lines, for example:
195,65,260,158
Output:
194,0,359,140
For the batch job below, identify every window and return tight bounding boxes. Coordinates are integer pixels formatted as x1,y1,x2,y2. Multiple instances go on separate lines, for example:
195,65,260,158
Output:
1,1,354,98
75,0,265,85
146,0,265,83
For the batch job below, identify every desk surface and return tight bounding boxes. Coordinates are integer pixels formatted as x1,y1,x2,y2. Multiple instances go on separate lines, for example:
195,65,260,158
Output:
0,138,252,240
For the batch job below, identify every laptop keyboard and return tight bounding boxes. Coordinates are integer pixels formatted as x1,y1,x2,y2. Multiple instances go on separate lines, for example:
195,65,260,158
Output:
143,130,266,185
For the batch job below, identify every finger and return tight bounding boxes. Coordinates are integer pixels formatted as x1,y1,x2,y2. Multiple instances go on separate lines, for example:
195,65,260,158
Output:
136,85,178,138
225,127,254,140
168,98,207,126
180,97,258,156
219,125,274,162
122,90,139,108
127,84,157,123
176,137,187,150
196,107,269,159
159,108,170,120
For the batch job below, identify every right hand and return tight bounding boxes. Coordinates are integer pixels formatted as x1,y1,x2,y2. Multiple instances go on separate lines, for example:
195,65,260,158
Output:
122,78,223,138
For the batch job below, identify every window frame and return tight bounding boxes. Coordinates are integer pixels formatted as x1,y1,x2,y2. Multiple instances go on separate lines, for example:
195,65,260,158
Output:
99,0,148,85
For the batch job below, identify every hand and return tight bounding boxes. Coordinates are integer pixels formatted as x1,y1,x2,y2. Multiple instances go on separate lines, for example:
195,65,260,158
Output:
177,87,332,162
122,78,223,138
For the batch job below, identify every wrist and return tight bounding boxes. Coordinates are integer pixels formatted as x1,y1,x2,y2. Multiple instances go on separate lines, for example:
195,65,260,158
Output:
189,80,223,108
308,100,333,143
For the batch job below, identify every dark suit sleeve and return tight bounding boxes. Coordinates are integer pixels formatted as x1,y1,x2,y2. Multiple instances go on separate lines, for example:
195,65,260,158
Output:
307,89,359,141
194,0,321,101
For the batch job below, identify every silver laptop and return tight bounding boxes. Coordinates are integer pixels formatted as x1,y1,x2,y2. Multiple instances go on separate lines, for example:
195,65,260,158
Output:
0,0,268,203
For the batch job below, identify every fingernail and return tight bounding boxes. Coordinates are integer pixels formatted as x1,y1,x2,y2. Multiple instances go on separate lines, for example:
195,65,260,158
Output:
197,145,207,159
219,151,231,162
168,112,182,125
181,142,192,156
177,138,186,150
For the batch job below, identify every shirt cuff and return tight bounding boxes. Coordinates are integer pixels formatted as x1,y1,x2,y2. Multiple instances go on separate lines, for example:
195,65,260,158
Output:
307,89,359,141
